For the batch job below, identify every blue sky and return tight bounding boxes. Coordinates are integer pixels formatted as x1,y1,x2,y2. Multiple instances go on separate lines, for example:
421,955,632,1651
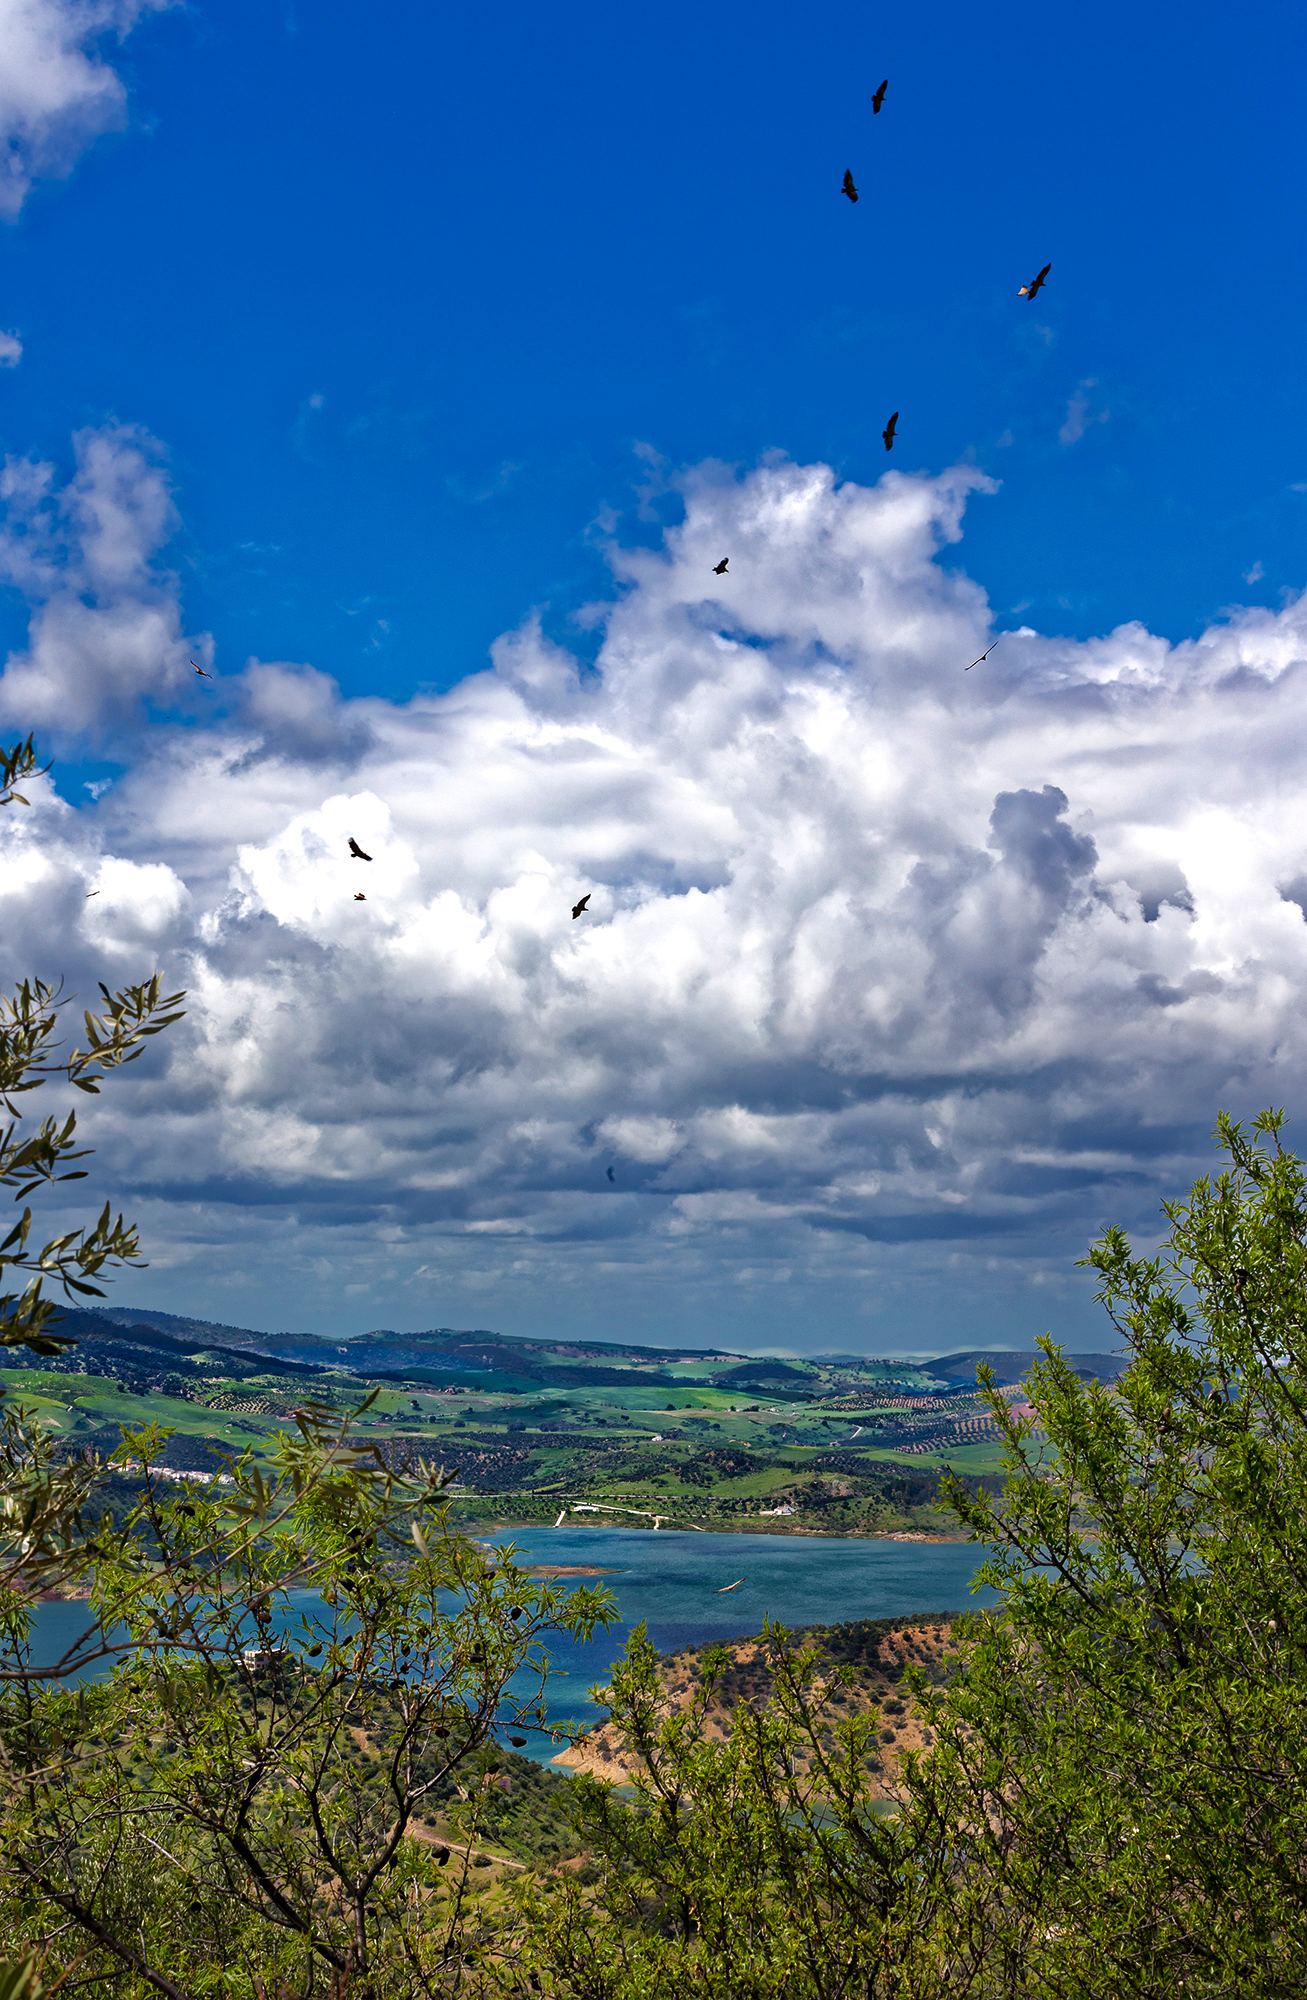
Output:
0,0,1305,1353
5,0,1305,712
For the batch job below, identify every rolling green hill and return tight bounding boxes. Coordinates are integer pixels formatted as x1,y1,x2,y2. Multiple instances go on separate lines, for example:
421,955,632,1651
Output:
4,1306,1126,1534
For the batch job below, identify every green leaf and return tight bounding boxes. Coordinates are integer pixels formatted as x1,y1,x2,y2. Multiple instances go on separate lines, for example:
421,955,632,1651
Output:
0,1957,42,2000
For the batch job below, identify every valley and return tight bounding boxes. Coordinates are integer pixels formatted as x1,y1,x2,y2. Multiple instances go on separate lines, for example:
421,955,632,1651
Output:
4,1306,1126,1538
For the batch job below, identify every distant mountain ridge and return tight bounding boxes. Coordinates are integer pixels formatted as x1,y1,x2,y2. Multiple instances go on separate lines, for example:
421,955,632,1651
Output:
48,1308,329,1377
78,1308,1126,1395
922,1349,1127,1388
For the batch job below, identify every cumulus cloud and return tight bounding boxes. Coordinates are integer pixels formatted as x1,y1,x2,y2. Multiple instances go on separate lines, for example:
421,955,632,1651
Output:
5,449,1307,1347
0,0,168,218
0,423,208,738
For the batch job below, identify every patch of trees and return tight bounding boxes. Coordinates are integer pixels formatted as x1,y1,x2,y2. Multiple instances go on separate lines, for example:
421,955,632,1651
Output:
690,1445,763,1477
438,1445,544,1490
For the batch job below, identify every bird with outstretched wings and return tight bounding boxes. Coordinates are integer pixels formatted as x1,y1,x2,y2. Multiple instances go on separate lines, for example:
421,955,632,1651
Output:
713,557,729,575
965,636,1005,671
572,894,591,920
715,1579,744,1594
882,410,898,451
348,837,372,860
354,892,366,902
842,169,858,203
1018,262,1050,300
872,78,888,113
190,659,211,679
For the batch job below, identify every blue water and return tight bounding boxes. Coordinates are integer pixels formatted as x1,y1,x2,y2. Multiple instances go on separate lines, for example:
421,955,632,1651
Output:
19,1528,995,1769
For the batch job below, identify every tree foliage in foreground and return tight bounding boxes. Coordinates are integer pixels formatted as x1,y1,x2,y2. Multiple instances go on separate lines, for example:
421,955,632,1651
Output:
0,1403,613,1995
0,734,184,1360
520,1111,1307,1997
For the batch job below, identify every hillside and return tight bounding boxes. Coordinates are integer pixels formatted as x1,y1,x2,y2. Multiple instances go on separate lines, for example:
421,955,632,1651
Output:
553,1613,958,1799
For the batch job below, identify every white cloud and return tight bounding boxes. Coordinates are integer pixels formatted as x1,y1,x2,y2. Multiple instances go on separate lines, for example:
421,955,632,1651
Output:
1059,378,1110,447
0,329,21,366
1244,560,1264,585
85,853,189,949
0,423,209,738
598,1116,685,1165
6,448,1307,1347
0,0,169,218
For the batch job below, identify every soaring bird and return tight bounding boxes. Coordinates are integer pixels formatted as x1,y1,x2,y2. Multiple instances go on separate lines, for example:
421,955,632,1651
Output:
354,892,367,902
882,410,898,451
1018,262,1050,300
607,1165,616,1183
713,557,729,575
966,636,1005,671
190,659,211,679
842,169,858,203
715,1579,744,1594
348,837,372,861
571,894,591,920
872,78,888,113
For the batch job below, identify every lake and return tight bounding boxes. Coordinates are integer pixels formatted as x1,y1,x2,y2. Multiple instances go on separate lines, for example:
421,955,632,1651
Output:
20,1526,996,1766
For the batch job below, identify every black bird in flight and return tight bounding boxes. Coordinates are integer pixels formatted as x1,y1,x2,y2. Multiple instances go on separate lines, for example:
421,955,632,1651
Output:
354,892,367,902
348,837,372,860
190,659,211,679
607,1165,616,1183
965,635,1005,671
572,894,591,920
882,411,898,451
872,78,888,113
713,557,729,575
1018,262,1050,300
842,169,858,203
